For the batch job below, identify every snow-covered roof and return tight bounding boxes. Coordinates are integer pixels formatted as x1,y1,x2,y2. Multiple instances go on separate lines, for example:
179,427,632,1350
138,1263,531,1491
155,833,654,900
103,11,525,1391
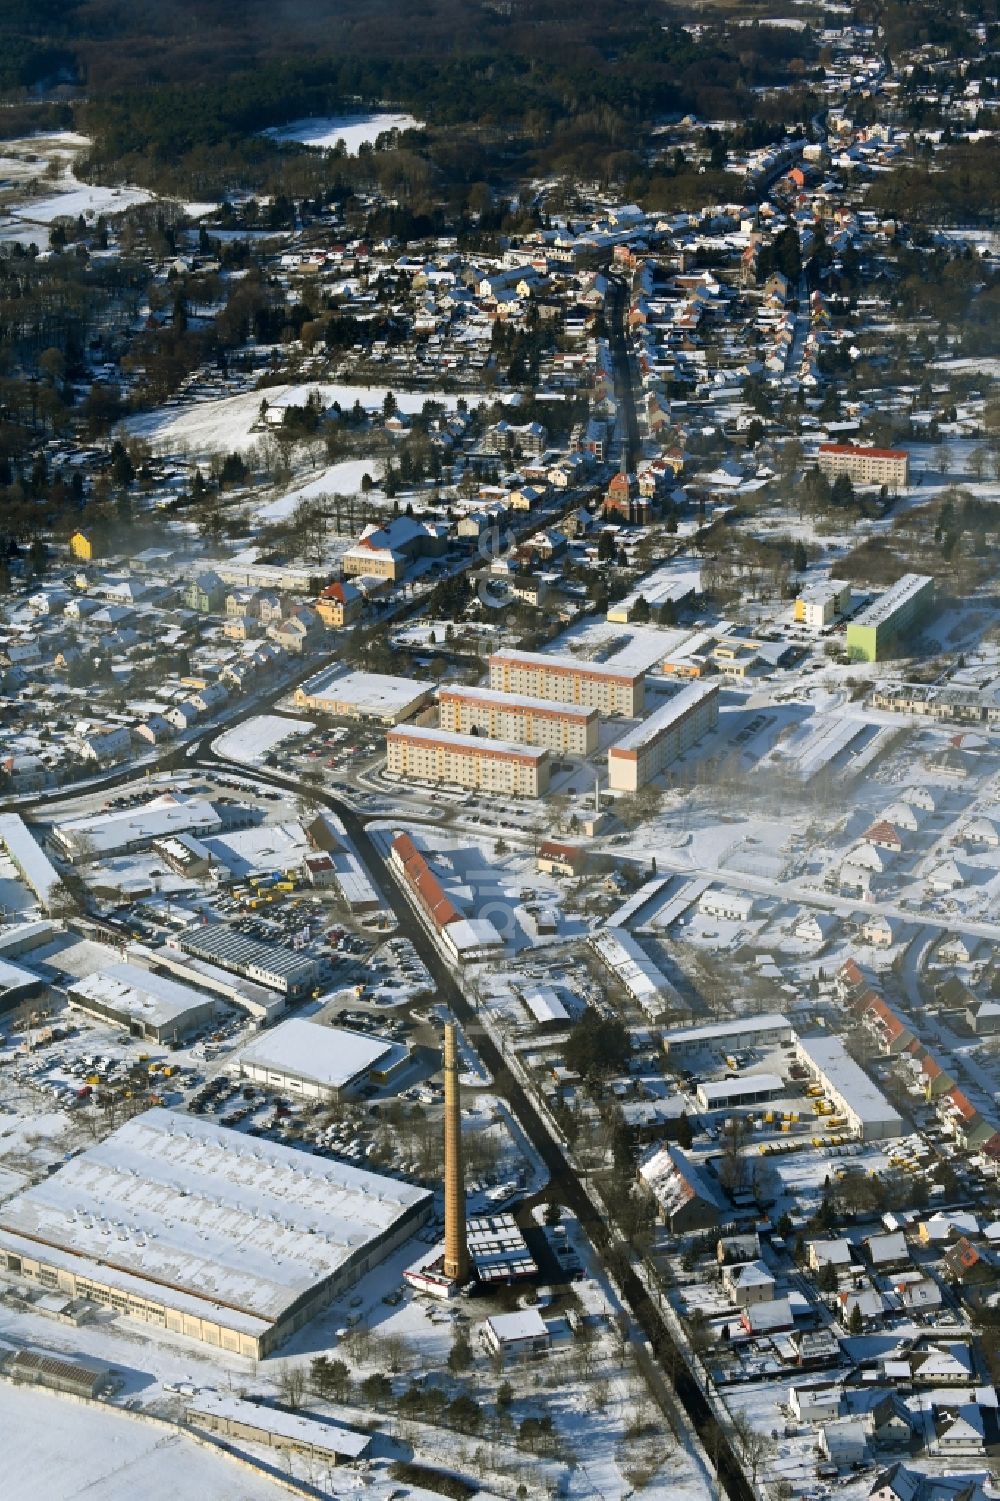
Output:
186,1393,371,1459
0,814,61,906
67,963,215,1031
237,1019,394,1091
486,1308,548,1343
0,1108,430,1329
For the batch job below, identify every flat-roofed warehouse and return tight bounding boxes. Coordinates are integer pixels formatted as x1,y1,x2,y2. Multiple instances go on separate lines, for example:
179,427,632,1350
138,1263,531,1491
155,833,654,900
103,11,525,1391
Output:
174,924,317,998
0,1108,432,1359
489,648,645,717
66,963,218,1042
663,1014,793,1059
438,684,599,756
236,1018,407,1102
294,668,432,725
696,1074,785,1111
608,681,720,793
795,1034,903,1141
387,725,550,798
51,794,222,864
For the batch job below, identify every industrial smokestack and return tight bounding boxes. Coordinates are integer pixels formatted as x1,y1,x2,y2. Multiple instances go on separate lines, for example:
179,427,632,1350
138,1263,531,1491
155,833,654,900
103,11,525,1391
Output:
442,1021,469,1284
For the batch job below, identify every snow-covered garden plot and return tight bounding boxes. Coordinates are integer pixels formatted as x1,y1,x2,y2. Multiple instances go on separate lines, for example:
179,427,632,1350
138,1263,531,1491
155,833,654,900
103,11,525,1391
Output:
262,113,424,153
213,714,314,765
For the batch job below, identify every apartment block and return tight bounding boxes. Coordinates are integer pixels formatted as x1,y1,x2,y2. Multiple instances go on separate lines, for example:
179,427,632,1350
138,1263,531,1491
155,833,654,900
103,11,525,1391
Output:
846,574,934,663
608,682,719,792
817,443,909,489
386,725,550,798
489,648,645,717
438,685,598,756
794,579,852,629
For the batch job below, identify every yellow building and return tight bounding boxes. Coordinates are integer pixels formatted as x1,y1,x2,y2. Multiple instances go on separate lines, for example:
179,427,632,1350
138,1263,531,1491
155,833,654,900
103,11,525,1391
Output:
386,725,550,798
315,581,363,628
69,531,93,562
489,648,645,718
438,685,598,756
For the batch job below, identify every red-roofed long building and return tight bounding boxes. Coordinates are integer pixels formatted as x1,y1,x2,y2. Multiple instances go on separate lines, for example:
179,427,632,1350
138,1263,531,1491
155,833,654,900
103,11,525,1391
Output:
818,444,908,488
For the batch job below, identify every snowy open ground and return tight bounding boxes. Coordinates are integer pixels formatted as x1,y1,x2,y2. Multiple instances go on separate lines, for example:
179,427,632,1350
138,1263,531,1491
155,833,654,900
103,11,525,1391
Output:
127,383,469,457
258,459,382,519
1,1383,298,1501
0,132,151,248
262,113,424,153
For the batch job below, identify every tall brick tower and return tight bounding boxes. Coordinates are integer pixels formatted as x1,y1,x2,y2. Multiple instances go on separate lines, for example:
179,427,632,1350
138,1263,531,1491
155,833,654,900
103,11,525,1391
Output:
442,1021,469,1283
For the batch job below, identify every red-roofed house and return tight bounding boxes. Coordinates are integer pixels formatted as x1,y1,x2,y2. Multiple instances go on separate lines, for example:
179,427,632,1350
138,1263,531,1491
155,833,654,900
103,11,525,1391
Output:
863,820,904,854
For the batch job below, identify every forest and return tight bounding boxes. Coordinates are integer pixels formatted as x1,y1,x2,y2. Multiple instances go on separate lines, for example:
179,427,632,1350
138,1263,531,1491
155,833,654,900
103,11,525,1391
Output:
0,0,819,195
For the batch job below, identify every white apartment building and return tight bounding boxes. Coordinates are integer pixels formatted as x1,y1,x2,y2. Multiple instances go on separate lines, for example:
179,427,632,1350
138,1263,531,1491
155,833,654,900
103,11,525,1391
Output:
794,579,852,629
438,685,598,755
489,649,645,717
607,681,719,792
386,725,550,798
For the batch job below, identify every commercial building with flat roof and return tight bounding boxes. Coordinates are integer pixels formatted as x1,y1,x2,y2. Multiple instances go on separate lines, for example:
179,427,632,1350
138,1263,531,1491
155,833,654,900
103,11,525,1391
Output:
387,725,550,799
438,684,598,756
51,794,222,864
846,574,934,663
236,1018,404,1102
794,1035,903,1141
66,963,218,1042
696,1074,784,1111
174,925,318,997
489,648,645,717
663,1014,793,1058
608,681,719,792
818,443,909,489
0,958,45,1011
294,668,432,724
0,1108,432,1359
0,815,61,910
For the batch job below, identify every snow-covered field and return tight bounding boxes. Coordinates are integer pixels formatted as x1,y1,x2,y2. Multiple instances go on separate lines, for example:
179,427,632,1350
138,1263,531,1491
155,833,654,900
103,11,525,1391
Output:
128,383,468,456
258,459,381,520
11,178,151,226
0,1384,304,1501
213,714,314,765
263,113,423,153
